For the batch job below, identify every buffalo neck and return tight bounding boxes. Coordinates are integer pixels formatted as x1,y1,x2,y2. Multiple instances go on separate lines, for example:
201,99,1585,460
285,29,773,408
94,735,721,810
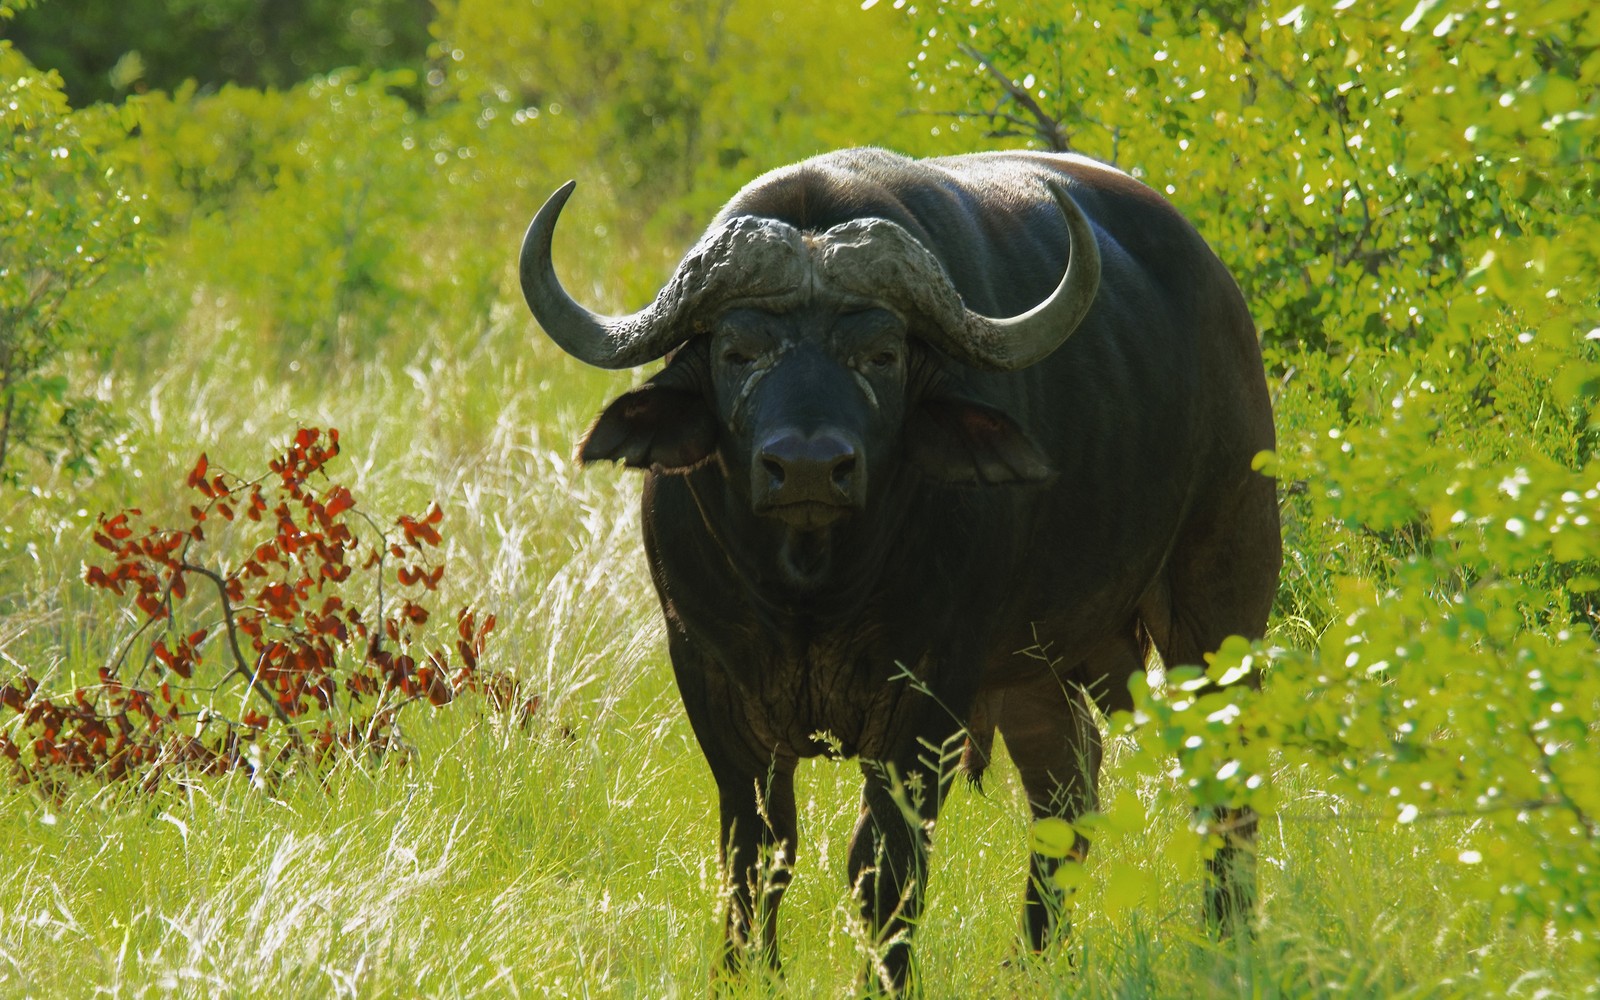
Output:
669,462,922,624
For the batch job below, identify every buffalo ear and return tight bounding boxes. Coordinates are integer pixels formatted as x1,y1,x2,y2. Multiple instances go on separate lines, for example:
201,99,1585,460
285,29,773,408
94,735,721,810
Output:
579,380,717,473
906,397,1054,484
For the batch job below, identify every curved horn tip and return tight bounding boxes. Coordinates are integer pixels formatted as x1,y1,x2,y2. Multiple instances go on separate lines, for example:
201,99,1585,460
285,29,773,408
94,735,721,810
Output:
548,178,577,207
939,177,1102,372
526,180,578,243
1048,179,1099,267
518,178,687,370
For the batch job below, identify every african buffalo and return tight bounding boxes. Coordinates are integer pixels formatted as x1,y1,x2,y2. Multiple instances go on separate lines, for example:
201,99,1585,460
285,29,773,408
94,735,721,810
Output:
518,147,1280,991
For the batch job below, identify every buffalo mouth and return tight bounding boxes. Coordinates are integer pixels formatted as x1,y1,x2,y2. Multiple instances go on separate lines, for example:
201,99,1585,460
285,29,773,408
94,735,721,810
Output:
764,500,852,531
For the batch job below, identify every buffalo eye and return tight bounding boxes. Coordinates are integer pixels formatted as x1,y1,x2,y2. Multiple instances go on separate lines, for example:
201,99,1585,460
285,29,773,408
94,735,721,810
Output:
866,349,899,369
721,348,756,368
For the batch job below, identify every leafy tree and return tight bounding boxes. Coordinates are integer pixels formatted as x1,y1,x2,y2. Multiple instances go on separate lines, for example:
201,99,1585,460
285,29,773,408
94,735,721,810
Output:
903,0,1600,948
1,0,432,106
905,0,1598,353
0,30,148,482
428,0,939,216
130,70,439,350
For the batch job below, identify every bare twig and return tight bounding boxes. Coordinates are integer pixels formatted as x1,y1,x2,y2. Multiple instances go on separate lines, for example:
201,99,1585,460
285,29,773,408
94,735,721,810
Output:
956,41,1069,151
180,560,302,742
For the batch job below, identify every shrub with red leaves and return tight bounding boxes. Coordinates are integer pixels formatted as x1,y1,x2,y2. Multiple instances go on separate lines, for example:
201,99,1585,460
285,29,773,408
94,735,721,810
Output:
0,427,529,792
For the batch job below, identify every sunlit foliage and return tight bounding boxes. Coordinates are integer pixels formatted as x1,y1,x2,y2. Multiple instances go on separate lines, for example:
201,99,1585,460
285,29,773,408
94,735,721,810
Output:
908,0,1600,951
2,0,431,105
0,0,1596,993
0,33,147,482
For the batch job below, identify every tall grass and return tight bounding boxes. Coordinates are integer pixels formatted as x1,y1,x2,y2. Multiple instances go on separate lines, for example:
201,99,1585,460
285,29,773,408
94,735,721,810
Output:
1,681,1581,996
0,233,1590,1000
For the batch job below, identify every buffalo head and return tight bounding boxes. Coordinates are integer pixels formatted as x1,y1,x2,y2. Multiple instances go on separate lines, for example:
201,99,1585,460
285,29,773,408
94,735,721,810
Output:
518,180,1101,546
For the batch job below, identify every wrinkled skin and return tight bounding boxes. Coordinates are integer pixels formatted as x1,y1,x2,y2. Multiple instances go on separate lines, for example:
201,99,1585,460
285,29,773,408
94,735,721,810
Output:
534,148,1281,992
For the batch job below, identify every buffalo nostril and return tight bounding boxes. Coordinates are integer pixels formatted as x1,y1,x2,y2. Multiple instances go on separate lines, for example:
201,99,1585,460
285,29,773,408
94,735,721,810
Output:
756,429,863,508
832,456,856,491
762,456,787,486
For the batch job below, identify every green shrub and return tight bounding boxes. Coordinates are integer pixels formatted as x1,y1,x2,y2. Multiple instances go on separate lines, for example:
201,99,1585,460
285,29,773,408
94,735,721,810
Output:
125,71,443,352
0,35,149,483
3,0,431,106
906,0,1600,951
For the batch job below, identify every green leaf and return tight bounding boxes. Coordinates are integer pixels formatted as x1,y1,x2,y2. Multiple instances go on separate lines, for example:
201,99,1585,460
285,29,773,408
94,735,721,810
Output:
1028,817,1077,859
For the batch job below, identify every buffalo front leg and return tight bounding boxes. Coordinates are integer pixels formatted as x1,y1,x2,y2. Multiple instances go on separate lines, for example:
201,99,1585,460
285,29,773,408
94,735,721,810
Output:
715,761,798,973
847,752,951,994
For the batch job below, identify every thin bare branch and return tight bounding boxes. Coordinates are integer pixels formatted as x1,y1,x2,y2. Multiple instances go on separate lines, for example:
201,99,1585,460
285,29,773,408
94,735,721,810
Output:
956,41,1069,151
180,560,302,739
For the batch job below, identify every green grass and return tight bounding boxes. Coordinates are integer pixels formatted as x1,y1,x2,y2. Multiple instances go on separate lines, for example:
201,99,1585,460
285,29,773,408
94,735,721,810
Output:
0,293,1591,1000
1,683,1582,997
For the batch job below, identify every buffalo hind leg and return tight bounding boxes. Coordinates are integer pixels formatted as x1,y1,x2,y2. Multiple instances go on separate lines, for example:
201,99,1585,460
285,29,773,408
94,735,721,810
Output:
1143,464,1280,937
998,636,1140,952
1204,801,1258,935
715,761,798,974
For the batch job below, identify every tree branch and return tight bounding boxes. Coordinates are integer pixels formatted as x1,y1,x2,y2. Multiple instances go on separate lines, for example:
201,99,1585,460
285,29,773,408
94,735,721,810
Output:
956,41,1069,151
179,560,302,742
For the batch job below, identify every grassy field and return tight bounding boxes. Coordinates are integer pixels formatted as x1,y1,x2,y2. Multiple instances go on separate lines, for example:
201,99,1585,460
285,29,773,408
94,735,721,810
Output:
0,296,1589,998
3,1,1598,987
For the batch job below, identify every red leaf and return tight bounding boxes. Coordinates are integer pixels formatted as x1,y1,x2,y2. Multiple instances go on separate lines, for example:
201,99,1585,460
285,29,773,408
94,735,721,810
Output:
426,670,453,706
187,453,209,489
325,486,354,519
1,683,31,713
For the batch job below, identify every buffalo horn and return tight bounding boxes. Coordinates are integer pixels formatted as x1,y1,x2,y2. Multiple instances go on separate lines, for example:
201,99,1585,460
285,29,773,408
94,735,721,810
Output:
948,182,1101,371
818,181,1101,372
519,181,687,369
521,182,813,369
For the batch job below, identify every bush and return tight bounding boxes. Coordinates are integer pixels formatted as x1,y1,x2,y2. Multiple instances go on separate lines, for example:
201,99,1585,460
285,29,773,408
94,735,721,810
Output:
3,0,431,106
0,427,521,792
125,71,451,353
905,0,1600,950
0,35,149,483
